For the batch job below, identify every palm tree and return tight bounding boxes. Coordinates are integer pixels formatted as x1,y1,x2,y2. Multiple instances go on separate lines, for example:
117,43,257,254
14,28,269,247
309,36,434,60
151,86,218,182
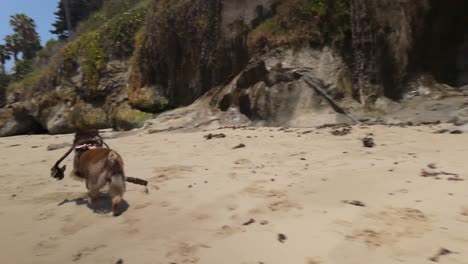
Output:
9,14,41,60
0,44,11,74
10,14,34,30
4,34,21,62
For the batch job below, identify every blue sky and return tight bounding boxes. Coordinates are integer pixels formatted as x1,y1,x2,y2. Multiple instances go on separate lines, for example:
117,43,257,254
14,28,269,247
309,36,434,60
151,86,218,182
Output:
0,0,58,69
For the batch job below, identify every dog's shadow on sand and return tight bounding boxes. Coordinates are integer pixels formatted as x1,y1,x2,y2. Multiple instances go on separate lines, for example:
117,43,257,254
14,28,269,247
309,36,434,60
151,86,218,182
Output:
58,194,129,216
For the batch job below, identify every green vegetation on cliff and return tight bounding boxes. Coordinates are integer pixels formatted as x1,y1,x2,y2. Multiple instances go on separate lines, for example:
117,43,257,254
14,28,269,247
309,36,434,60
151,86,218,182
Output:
248,0,349,51
2,0,153,134
59,3,147,92
8,0,148,97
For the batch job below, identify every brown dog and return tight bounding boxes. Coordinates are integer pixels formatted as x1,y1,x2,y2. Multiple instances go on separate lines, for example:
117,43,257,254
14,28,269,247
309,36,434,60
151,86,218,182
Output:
56,129,126,216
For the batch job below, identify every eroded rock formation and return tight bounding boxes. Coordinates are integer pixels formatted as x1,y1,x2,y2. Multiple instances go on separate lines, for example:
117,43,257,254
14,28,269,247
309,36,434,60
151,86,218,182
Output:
1,0,468,136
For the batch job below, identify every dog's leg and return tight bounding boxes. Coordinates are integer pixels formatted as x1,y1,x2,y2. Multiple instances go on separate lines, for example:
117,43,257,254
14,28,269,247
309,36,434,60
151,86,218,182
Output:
69,154,85,181
109,174,126,216
87,174,107,204
69,169,84,182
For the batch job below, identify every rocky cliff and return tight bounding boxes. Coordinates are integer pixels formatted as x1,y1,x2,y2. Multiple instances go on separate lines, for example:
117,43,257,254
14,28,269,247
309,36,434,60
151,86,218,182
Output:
350,0,468,104
1,0,468,136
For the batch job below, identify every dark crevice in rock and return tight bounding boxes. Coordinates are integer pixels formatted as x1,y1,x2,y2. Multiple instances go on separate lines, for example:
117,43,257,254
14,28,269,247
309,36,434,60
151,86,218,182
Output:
238,93,253,118
350,0,468,102
413,0,468,87
219,93,232,112
236,61,268,89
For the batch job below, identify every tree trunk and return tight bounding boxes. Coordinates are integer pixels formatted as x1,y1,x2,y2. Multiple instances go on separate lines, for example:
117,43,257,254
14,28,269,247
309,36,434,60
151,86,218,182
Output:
62,0,73,38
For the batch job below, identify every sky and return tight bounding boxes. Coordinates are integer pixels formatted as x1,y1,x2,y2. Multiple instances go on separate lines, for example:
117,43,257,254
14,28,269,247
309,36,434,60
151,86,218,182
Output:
0,0,59,70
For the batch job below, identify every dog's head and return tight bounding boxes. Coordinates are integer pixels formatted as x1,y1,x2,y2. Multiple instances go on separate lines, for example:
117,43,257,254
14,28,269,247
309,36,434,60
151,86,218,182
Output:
74,129,104,147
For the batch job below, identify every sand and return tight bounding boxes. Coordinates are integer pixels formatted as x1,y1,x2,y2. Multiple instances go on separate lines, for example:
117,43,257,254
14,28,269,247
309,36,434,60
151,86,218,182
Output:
1,124,468,264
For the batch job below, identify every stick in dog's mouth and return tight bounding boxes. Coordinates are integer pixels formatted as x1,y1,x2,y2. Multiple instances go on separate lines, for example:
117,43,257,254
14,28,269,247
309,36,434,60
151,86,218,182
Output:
125,177,148,186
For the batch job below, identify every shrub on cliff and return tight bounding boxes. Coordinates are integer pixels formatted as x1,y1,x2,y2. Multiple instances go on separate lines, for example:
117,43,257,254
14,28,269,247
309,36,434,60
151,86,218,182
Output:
248,0,350,52
8,0,149,99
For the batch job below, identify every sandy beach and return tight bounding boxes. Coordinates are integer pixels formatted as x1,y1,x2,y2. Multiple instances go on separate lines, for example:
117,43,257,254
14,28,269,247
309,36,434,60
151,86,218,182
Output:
1,124,468,264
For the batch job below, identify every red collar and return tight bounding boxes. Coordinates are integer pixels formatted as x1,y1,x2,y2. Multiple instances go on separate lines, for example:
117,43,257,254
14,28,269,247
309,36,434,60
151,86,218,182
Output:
75,144,99,151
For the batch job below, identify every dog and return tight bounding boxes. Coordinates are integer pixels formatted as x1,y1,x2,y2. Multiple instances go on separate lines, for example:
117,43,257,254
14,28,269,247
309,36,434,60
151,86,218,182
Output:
60,129,126,216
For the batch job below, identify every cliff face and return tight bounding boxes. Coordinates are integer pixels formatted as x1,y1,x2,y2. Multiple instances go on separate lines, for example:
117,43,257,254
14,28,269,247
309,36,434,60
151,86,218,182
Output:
350,0,429,104
1,0,468,136
415,0,468,87
128,0,277,110
350,0,468,104
1,1,153,136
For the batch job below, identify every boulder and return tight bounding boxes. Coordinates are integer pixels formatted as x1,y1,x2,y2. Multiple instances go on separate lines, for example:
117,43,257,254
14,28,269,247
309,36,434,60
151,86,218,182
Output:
212,48,350,127
75,61,129,101
111,103,153,131
249,79,342,127
38,103,75,134
71,101,110,130
0,108,38,137
128,84,169,112
450,107,468,126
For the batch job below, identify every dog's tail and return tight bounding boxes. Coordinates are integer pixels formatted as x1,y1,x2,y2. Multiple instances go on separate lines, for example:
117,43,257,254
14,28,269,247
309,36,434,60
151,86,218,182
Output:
107,150,123,173
108,150,118,164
